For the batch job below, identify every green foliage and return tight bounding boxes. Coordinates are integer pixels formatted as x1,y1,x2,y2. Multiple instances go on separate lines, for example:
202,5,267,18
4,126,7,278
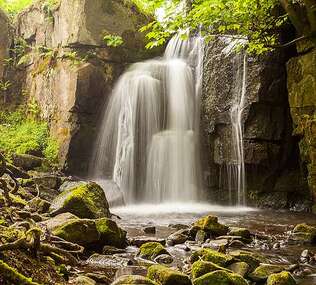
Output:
139,0,288,54
103,35,124,47
0,0,33,16
0,108,59,164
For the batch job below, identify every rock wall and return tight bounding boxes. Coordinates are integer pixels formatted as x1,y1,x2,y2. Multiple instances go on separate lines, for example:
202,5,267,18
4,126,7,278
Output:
0,9,11,81
201,38,310,209
13,0,157,174
287,48,316,212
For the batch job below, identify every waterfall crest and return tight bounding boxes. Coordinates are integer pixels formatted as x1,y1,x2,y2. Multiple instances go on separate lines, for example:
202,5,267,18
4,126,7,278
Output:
90,35,204,205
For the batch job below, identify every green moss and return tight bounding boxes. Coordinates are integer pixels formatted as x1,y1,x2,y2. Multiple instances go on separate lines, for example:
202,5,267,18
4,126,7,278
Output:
249,264,284,281
51,182,110,219
9,193,27,206
190,249,233,267
139,242,169,260
267,271,296,285
292,223,316,243
52,219,100,246
191,260,231,279
228,227,251,240
0,259,41,285
227,262,249,277
95,218,126,248
193,215,228,236
147,265,192,285
193,270,248,285
0,226,24,243
230,250,266,271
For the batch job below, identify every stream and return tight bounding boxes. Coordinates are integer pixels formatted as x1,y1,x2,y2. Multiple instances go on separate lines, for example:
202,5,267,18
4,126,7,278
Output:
111,203,316,285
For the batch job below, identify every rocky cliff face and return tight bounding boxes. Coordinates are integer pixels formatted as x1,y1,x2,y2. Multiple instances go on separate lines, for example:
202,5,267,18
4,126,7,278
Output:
0,9,12,81
287,48,316,212
201,38,310,209
10,0,157,174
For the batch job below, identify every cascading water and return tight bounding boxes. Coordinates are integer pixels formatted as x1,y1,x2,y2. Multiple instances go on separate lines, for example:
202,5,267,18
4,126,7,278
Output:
228,50,247,206
89,35,204,205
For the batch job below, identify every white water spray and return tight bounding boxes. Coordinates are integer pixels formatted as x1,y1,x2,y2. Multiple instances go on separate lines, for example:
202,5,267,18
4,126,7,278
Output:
90,35,204,205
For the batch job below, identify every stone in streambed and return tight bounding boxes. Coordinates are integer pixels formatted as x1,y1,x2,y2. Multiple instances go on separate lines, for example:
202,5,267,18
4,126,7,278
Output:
147,265,192,285
190,248,233,266
70,276,96,285
193,270,248,285
167,229,189,245
49,181,110,219
138,242,169,260
230,250,267,271
130,237,166,247
192,215,228,237
191,260,231,279
291,223,316,244
112,275,159,285
267,271,296,285
249,264,285,281
228,262,250,277
154,254,173,264
228,227,251,240
86,254,132,269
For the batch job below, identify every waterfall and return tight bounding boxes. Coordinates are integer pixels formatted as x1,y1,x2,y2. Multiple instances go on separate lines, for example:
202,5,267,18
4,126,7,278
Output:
89,35,204,205
228,52,247,206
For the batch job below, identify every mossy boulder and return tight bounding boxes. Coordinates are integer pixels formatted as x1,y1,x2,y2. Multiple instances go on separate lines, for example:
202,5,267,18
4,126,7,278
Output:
139,242,169,260
249,264,285,281
12,153,43,171
292,223,316,244
46,213,126,248
50,181,110,219
96,218,127,248
112,275,159,285
52,218,100,246
228,262,250,277
228,227,251,240
147,265,192,285
191,260,231,279
193,270,248,285
266,271,296,285
190,248,233,267
192,215,228,237
230,250,267,271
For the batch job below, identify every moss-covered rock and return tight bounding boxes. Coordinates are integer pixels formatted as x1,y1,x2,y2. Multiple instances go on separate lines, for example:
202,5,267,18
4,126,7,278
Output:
0,259,41,285
230,250,266,271
147,265,192,285
12,153,43,171
228,262,250,277
139,242,169,260
52,218,100,246
191,260,231,279
193,270,248,285
228,227,251,240
190,248,233,267
249,264,284,281
112,275,159,285
193,215,228,237
266,271,296,285
71,275,96,285
95,218,127,248
292,223,316,244
49,181,110,219
46,213,126,248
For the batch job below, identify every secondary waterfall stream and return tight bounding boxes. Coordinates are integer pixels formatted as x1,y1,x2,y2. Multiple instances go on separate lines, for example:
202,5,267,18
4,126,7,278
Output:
90,35,204,205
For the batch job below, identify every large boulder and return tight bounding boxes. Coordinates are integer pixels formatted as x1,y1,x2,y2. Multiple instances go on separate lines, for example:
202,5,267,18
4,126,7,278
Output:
42,213,126,248
12,154,43,171
291,223,316,244
147,265,192,285
49,181,110,219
